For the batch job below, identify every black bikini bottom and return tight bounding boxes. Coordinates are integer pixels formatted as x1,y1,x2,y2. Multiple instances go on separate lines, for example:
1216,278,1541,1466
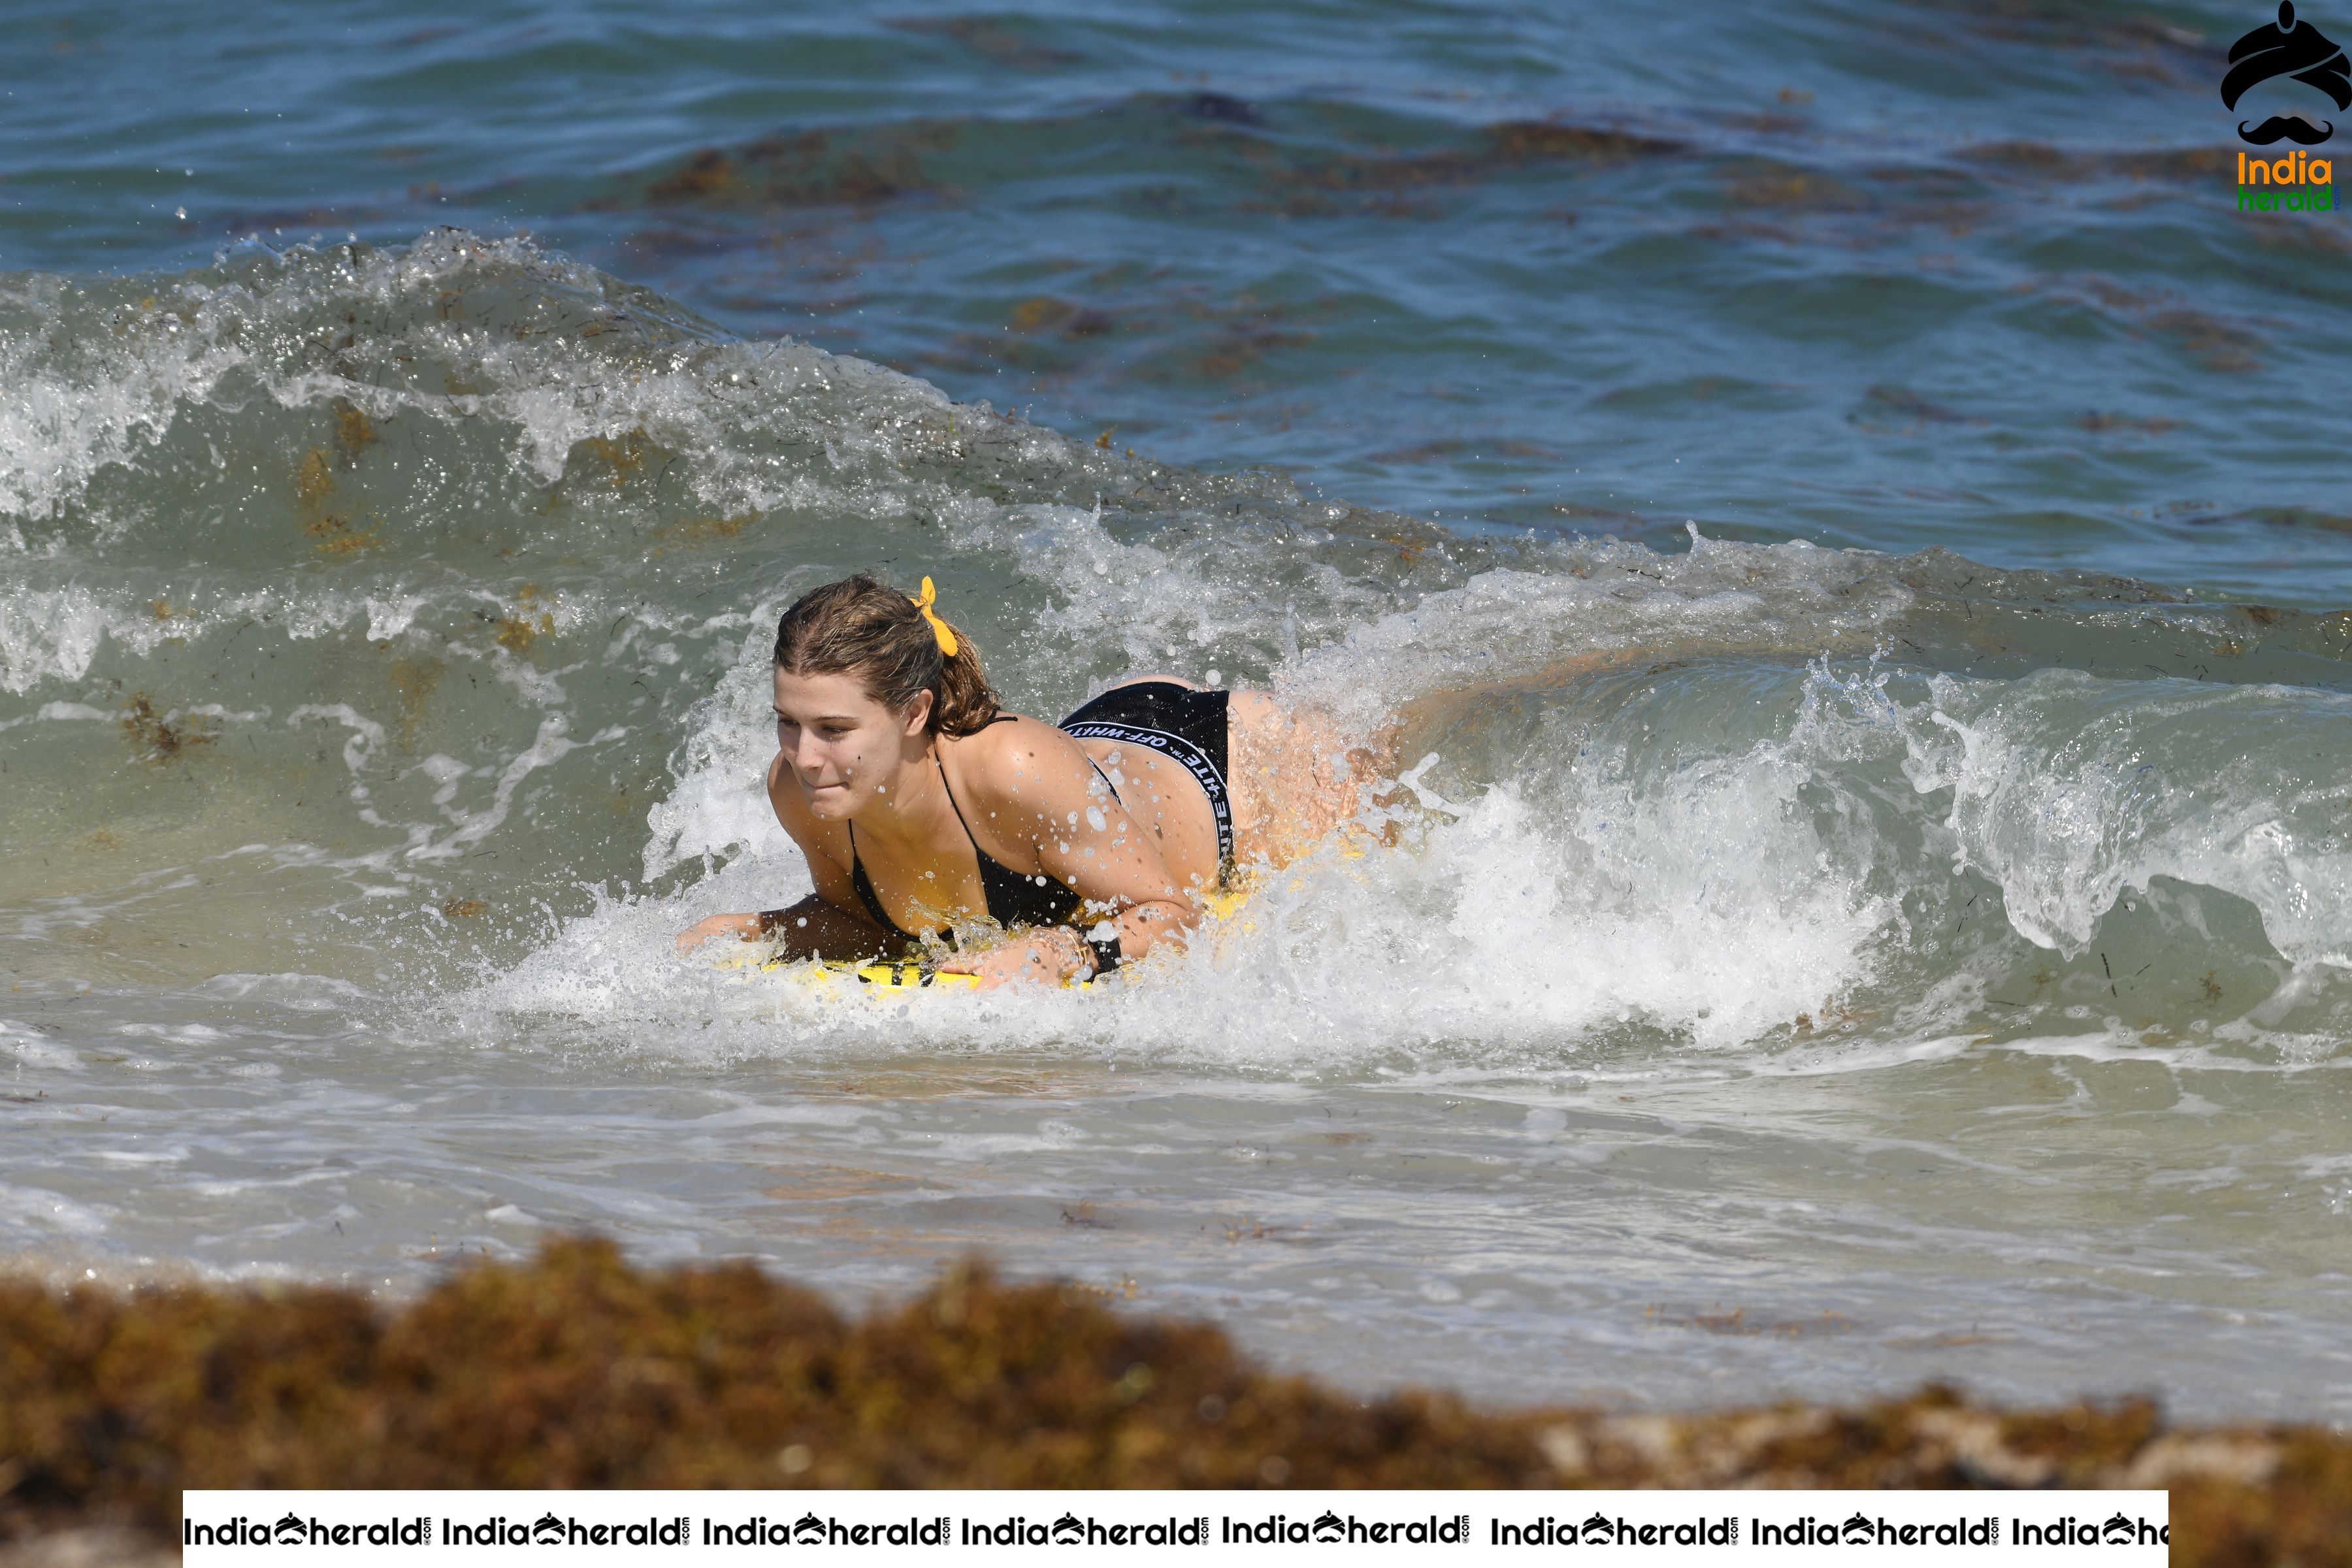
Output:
1058,681,1233,881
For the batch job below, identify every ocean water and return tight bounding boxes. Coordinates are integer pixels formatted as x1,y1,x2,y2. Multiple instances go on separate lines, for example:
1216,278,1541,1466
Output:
7,0,2352,1420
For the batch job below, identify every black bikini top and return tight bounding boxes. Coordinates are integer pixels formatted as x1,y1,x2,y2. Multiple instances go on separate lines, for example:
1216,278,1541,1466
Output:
845,730,1103,949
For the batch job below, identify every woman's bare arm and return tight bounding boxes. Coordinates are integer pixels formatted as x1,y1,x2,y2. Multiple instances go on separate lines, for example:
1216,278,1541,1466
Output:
753,893,898,962
674,753,900,961
941,719,1197,980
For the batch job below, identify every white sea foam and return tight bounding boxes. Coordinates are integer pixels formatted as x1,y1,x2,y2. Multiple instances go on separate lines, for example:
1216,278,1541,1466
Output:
1898,667,2352,969
490,607,1912,1068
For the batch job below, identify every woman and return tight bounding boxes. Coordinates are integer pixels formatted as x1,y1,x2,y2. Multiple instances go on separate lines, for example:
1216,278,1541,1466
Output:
676,573,1369,987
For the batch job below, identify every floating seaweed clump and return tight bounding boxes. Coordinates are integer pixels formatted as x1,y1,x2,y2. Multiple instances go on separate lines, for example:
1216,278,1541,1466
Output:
0,1239,2344,1565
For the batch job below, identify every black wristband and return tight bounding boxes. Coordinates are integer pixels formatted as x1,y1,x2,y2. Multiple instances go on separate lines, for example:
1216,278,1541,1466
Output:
1084,934,1122,975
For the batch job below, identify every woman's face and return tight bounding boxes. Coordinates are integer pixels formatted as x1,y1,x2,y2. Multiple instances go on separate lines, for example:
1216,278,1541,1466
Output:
772,668,932,819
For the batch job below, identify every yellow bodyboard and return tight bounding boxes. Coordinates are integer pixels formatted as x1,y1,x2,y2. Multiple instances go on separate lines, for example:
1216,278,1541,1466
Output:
711,882,1262,994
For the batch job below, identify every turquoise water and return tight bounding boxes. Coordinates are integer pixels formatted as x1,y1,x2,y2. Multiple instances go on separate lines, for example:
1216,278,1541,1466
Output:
7,0,2352,1419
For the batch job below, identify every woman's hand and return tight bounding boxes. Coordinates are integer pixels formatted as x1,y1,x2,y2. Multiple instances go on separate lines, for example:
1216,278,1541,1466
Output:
936,926,1092,990
675,911,762,955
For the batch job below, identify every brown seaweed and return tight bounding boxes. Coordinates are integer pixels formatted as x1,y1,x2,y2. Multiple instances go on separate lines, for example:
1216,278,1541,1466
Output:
0,1239,2340,1563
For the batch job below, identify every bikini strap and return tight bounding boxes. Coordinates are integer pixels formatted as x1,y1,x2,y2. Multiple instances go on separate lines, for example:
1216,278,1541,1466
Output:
933,754,987,855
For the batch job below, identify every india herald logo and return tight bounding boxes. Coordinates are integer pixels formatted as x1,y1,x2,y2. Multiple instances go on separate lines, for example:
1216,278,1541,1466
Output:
2224,2,2351,144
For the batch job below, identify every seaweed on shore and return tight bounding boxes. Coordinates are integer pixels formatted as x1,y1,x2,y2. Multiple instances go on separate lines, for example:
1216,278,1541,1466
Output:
0,1239,2342,1565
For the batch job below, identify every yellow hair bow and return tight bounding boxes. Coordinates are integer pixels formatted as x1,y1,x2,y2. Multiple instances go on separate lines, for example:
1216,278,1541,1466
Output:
909,576,958,657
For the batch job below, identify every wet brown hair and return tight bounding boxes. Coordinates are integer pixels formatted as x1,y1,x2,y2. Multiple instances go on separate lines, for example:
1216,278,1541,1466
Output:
772,573,1002,737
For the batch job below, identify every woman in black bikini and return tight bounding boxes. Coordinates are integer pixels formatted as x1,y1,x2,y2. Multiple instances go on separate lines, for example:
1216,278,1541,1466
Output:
676,573,1363,987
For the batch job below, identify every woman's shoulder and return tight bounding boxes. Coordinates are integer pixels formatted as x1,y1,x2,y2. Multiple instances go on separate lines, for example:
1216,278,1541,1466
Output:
950,710,1078,762
945,713,1098,804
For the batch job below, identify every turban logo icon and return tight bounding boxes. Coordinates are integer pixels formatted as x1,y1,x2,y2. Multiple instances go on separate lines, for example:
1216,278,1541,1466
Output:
2223,2,2351,144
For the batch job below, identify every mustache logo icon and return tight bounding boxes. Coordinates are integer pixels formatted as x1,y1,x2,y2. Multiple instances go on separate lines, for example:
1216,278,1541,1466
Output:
2241,113,2338,140
2224,2,2351,144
